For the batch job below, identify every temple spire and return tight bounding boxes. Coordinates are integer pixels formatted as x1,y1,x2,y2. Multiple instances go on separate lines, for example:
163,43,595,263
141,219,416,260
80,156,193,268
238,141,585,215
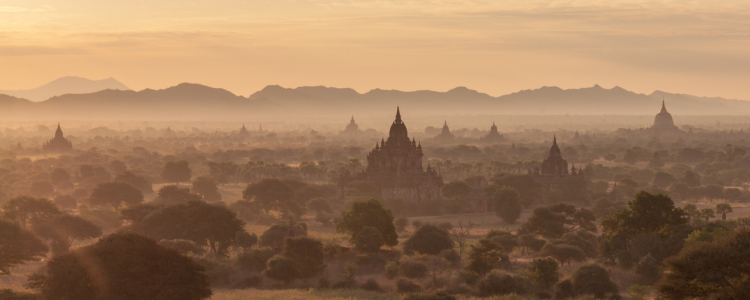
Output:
553,135,557,145
395,107,402,123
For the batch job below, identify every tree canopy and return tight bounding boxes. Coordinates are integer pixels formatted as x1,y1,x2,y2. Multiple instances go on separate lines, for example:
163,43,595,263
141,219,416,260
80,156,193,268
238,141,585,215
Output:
88,181,144,209
403,224,453,255
0,219,48,274
30,232,211,300
520,203,596,239
1,196,62,228
192,176,222,202
162,160,192,184
132,201,245,255
33,214,102,254
337,198,398,247
493,186,523,224
242,179,300,216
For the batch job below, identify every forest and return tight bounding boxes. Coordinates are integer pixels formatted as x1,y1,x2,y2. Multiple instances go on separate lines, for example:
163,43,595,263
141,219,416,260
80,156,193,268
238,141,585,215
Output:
2,121,750,300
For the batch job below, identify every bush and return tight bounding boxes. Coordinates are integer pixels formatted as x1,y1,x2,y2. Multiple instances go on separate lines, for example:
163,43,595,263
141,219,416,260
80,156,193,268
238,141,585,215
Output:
234,231,258,250
530,257,560,290
571,264,619,299
403,291,456,300
361,278,381,291
440,249,460,266
396,278,423,294
555,279,575,300
284,236,325,278
354,226,384,253
635,254,660,284
395,217,409,232
399,257,428,278
237,248,277,271
478,270,529,296
259,223,307,248
459,270,480,285
403,224,453,255
262,255,299,284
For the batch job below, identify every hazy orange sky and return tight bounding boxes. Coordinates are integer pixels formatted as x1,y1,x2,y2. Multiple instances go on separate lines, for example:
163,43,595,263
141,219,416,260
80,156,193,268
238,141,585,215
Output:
2,0,750,99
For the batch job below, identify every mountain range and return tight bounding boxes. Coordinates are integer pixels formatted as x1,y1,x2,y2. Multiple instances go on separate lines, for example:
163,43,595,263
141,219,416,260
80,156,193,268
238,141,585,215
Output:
0,76,131,102
1,78,750,121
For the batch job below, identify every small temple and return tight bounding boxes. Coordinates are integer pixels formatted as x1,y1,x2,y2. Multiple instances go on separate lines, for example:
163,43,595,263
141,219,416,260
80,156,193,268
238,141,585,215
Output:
341,116,361,136
42,124,73,152
480,122,505,143
434,121,455,141
651,100,680,132
239,124,249,135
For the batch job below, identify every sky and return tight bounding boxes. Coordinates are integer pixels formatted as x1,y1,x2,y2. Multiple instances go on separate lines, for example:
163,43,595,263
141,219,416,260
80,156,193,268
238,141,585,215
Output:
2,0,750,99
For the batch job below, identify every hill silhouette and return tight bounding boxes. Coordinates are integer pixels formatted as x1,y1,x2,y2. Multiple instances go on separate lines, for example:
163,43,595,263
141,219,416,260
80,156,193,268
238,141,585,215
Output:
0,83,749,121
0,76,131,102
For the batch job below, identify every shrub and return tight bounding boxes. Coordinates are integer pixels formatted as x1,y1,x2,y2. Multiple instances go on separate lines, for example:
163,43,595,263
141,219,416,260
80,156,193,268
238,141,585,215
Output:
399,257,428,278
395,217,409,232
554,279,575,300
262,255,300,284
458,270,480,285
259,223,307,248
478,270,529,296
361,279,381,291
530,257,560,290
354,226,385,253
634,254,660,284
440,249,460,266
571,264,619,299
283,236,325,278
386,261,399,279
396,279,423,294
237,248,277,271
403,224,453,255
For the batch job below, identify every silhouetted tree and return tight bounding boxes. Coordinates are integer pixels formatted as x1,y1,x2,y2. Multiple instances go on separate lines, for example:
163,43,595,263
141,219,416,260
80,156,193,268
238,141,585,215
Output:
192,176,222,202
520,203,596,239
283,236,325,277
154,185,202,205
337,199,398,247
716,203,733,220
132,201,245,255
115,171,153,194
49,168,73,189
355,226,385,253
29,232,211,300
0,219,48,274
88,181,144,209
570,264,619,299
243,179,299,215
162,160,192,184
2,196,62,228
529,257,560,290
465,239,505,276
493,186,523,224
28,181,54,197
403,224,453,255
33,214,102,254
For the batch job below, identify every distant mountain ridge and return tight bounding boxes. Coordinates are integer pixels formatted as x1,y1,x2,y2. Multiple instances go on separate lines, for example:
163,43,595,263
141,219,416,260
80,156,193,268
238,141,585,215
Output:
0,81,749,121
0,76,130,102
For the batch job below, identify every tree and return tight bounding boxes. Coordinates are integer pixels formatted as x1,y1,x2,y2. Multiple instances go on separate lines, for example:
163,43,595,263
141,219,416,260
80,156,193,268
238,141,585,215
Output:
603,153,616,162
520,203,596,239
635,253,660,284
306,197,332,215
443,181,471,201
234,231,258,251
49,168,73,189
699,208,715,222
485,230,519,252
88,181,144,209
680,170,701,187
450,220,475,259
683,203,700,224
29,232,211,300
120,203,163,222
465,239,505,276
132,201,245,255
154,185,202,205
403,224,453,255
540,243,586,266
657,230,750,299
262,255,300,284
0,219,48,274
283,236,325,277
591,197,625,219
648,152,665,168
115,171,154,194
243,179,299,215
529,257,560,290
191,176,222,202
354,226,384,253
162,160,192,184
570,264,619,299
652,172,677,188
337,199,398,247
33,214,102,254
259,222,307,248
2,196,62,228
493,186,523,224
716,203,733,220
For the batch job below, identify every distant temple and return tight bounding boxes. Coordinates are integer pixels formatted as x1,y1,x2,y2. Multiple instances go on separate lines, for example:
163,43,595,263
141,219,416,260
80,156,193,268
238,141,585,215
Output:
651,100,680,132
239,124,249,135
434,121,455,141
541,136,568,176
532,136,582,188
42,124,73,152
341,116,361,136
480,122,505,143
342,108,443,201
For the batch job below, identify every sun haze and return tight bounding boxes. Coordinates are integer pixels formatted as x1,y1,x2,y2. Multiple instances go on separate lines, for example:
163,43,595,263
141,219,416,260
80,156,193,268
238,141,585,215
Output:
2,0,750,98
